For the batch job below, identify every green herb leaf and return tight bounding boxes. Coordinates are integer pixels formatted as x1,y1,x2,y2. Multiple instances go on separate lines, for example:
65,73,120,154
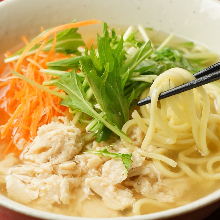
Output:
152,47,200,73
89,148,133,170
133,47,204,77
86,114,111,142
45,23,154,141
49,28,84,54
81,24,129,129
5,27,84,63
81,24,153,130
47,71,131,142
123,41,153,75
47,56,83,70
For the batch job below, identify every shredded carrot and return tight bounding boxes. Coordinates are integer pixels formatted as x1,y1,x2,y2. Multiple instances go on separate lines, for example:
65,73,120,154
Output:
0,50,68,155
0,19,101,156
21,36,29,45
86,38,96,49
15,19,101,72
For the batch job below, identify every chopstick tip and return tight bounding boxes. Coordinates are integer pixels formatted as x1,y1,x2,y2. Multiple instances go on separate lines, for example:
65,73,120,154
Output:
137,97,151,106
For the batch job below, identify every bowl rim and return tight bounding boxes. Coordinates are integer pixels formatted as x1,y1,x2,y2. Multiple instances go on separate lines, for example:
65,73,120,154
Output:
0,189,220,220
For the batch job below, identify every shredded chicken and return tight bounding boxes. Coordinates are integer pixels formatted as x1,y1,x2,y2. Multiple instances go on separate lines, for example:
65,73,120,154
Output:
21,119,83,164
133,176,190,203
128,125,145,146
6,174,39,204
129,161,161,180
87,177,134,210
75,153,105,174
5,118,83,206
6,161,81,205
56,161,79,176
102,159,127,184
1,117,189,216
0,154,19,183
84,158,134,210
131,148,145,168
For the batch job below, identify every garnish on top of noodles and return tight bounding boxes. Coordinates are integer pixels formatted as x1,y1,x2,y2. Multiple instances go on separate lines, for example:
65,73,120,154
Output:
0,20,218,155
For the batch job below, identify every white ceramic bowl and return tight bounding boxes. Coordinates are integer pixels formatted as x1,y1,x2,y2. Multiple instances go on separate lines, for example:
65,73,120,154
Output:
0,0,220,219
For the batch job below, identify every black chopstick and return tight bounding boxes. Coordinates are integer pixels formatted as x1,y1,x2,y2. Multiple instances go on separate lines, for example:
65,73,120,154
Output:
194,62,220,78
138,62,220,106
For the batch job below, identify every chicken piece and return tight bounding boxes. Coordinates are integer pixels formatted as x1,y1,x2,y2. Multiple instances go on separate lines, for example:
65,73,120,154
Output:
6,174,39,204
39,176,81,204
129,161,161,180
102,159,127,184
128,126,145,146
22,120,83,164
133,176,189,203
6,171,79,205
75,153,105,174
133,176,152,196
3,118,85,207
83,159,133,210
38,175,71,205
153,178,190,202
56,161,80,176
131,148,145,168
151,182,177,203
8,162,53,178
5,157,81,206
87,177,134,211
0,154,19,183
109,141,131,154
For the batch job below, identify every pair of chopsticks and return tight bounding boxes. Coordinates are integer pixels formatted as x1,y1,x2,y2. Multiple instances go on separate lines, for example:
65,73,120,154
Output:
137,62,220,106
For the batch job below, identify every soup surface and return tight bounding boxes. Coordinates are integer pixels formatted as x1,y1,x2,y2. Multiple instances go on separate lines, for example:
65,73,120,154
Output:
0,20,220,217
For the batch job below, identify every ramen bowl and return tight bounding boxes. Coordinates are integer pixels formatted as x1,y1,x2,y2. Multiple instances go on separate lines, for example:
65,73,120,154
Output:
0,0,220,219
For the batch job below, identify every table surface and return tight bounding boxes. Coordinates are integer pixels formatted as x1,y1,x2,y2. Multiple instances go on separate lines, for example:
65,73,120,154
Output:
205,208,220,219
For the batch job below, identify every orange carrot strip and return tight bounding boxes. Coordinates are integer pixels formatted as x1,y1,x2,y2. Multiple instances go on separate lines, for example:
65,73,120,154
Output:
1,103,23,138
21,36,29,45
15,19,101,71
